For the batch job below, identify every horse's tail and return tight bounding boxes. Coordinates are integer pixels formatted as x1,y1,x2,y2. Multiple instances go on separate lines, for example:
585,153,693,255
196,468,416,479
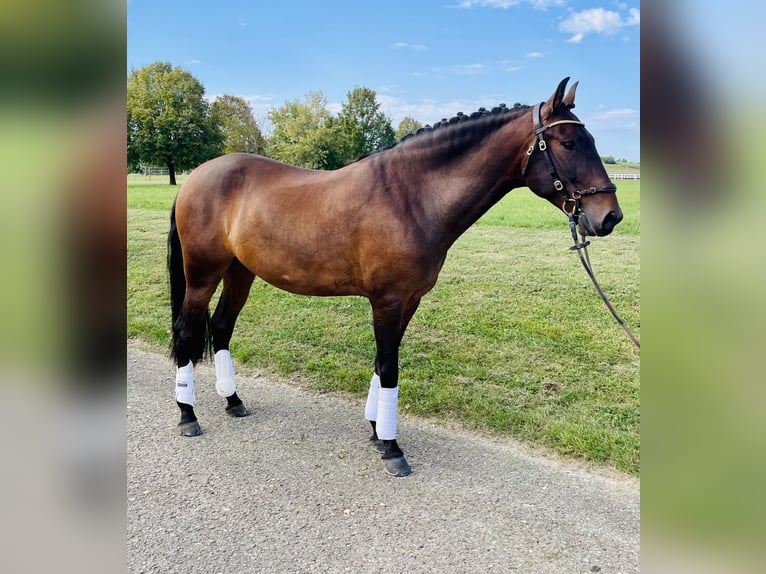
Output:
168,201,186,332
168,200,211,364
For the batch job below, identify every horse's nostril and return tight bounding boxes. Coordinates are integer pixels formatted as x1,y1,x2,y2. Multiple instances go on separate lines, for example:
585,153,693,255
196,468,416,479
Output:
602,210,623,233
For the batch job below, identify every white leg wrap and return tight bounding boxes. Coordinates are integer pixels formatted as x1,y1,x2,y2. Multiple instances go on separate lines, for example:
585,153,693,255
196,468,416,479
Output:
175,361,195,406
376,386,399,440
214,350,237,398
365,373,380,421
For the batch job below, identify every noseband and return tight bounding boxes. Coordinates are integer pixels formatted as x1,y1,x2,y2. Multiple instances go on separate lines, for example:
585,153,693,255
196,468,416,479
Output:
521,103,617,219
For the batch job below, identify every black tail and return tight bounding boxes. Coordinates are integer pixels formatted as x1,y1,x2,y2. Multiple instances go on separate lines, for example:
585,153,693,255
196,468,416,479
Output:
168,201,211,365
168,201,186,330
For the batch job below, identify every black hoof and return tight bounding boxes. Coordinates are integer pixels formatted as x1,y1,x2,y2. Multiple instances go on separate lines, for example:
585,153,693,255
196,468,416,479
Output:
178,420,202,436
225,403,250,417
383,456,412,477
370,435,385,454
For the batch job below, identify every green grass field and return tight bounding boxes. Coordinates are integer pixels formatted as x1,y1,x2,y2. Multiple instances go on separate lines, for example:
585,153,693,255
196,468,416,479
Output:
128,178,640,474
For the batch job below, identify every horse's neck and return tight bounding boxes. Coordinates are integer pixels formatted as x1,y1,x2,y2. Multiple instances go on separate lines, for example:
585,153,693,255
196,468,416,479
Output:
396,119,531,248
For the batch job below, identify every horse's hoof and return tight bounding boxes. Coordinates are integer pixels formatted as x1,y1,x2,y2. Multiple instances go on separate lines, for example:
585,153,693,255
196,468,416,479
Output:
383,456,412,477
370,436,385,454
226,403,250,417
178,421,202,436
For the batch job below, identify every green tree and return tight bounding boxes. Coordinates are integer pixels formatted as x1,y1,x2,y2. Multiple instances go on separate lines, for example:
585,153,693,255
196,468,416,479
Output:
266,91,345,169
211,94,265,154
337,87,396,161
395,116,423,141
127,61,222,184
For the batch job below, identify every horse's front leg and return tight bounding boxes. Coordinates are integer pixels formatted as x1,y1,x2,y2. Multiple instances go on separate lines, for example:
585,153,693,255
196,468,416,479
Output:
367,298,413,477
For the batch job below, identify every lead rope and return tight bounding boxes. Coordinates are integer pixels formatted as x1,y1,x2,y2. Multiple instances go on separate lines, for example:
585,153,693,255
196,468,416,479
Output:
568,213,641,349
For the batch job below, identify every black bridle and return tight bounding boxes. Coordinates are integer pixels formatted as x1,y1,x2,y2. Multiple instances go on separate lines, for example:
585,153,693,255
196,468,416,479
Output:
522,103,640,350
522,102,617,221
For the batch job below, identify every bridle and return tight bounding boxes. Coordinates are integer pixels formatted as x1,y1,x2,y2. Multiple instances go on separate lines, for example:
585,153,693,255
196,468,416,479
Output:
522,103,640,350
521,102,617,221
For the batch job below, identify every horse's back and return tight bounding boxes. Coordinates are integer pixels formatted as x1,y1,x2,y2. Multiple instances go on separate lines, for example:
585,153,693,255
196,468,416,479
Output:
175,153,326,237
177,153,308,203
174,154,378,295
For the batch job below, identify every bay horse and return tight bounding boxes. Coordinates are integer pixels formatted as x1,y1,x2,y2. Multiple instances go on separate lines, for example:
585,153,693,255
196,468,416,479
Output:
168,78,622,476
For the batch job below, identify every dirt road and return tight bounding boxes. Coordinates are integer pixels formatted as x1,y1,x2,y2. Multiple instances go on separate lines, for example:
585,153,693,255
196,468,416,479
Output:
127,344,639,573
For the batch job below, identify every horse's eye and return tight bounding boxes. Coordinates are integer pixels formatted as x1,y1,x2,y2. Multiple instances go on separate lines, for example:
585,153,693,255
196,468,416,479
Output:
562,141,577,151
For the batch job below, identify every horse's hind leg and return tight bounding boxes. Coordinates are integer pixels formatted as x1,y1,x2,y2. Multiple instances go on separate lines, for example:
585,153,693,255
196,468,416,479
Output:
210,258,255,418
174,276,222,436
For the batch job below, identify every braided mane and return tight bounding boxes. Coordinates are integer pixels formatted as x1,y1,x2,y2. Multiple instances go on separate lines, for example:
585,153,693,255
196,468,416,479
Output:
399,102,530,144
351,102,531,163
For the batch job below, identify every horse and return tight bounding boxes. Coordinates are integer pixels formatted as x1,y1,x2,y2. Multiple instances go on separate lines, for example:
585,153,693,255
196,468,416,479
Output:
167,77,623,477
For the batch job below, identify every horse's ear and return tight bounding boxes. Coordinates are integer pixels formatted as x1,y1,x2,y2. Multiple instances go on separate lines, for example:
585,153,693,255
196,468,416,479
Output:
563,80,578,109
541,77,570,119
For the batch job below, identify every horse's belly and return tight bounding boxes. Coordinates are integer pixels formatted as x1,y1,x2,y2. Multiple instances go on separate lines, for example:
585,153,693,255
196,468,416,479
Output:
240,254,361,297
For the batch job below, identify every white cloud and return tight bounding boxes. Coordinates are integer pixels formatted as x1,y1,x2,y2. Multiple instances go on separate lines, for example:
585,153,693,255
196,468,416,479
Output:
528,0,565,7
455,0,522,7
455,0,564,8
454,64,486,75
377,94,507,128
432,64,487,76
392,42,429,51
526,51,544,58
559,7,640,43
326,101,343,116
586,107,640,131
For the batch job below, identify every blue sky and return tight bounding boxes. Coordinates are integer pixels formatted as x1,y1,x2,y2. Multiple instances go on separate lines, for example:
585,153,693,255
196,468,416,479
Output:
128,0,639,161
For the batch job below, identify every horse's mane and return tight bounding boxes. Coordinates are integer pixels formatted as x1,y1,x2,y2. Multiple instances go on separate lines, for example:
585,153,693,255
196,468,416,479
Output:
351,102,531,163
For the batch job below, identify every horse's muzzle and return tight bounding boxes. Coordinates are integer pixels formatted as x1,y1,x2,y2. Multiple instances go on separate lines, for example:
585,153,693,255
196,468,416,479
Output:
598,210,623,236
579,209,623,237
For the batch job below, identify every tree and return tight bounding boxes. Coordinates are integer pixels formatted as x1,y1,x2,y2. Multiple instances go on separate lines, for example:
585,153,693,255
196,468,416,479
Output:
395,116,423,141
211,94,265,155
127,61,222,184
337,87,396,161
266,91,346,169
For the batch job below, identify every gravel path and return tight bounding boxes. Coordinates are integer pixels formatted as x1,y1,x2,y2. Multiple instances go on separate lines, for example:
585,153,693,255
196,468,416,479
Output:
127,344,639,573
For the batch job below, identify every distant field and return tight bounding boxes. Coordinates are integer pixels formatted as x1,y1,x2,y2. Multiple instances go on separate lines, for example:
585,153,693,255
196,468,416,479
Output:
603,161,640,173
128,176,640,474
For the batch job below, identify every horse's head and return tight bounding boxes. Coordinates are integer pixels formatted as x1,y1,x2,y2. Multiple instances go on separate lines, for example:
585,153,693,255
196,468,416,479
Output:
523,77,623,237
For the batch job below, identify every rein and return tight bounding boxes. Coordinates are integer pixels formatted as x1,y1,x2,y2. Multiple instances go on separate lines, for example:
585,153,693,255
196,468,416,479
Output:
567,215,641,349
524,103,640,350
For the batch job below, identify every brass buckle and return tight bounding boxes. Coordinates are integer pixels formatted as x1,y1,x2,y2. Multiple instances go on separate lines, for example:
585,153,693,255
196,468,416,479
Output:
562,197,577,215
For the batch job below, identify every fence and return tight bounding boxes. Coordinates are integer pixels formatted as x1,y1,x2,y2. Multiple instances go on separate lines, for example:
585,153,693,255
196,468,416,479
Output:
608,173,640,180
142,166,169,176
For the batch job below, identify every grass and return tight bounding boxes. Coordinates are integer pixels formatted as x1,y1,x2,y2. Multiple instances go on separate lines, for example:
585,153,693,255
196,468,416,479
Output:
128,178,640,475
